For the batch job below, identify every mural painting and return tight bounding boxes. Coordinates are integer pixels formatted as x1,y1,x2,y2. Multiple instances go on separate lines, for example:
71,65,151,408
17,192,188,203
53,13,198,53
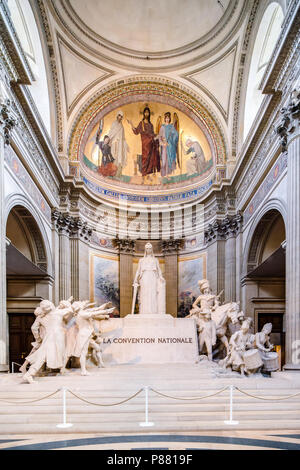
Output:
83,101,213,186
178,253,207,317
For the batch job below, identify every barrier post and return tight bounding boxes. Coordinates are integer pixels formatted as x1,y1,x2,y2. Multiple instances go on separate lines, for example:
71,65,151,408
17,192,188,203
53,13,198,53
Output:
139,386,154,427
56,387,73,428
224,385,239,425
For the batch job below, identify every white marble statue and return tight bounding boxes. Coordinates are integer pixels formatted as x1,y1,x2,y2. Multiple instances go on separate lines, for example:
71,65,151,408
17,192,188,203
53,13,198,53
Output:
19,305,47,374
64,300,114,376
132,242,166,315
221,318,255,376
23,299,73,384
254,323,279,372
187,279,222,317
187,279,244,357
196,310,217,361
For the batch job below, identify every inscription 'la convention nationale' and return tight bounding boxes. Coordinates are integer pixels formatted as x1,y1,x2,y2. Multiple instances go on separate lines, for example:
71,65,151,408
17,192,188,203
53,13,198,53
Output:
102,337,193,344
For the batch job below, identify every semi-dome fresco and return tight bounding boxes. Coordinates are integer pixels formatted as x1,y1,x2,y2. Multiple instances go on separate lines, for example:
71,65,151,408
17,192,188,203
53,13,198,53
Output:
82,101,213,188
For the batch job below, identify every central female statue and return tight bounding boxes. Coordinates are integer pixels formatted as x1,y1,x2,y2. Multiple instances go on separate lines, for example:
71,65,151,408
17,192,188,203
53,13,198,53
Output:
132,242,166,315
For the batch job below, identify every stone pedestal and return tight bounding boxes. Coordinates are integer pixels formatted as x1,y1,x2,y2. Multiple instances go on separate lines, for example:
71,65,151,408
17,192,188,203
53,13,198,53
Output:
97,314,199,365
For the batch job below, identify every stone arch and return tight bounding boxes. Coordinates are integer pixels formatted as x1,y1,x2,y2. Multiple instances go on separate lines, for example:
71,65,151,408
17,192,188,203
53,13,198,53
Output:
67,75,228,168
242,199,287,277
5,194,53,277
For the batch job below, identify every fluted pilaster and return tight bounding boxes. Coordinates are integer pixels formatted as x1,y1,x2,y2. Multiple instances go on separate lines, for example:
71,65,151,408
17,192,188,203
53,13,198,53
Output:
0,100,16,370
276,89,300,369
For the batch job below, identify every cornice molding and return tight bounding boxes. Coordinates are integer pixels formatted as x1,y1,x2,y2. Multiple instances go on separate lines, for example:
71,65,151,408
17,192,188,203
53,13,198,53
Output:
0,0,34,84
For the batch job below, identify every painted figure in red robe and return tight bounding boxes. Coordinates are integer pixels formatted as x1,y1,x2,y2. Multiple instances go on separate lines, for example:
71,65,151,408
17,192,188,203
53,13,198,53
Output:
128,107,160,178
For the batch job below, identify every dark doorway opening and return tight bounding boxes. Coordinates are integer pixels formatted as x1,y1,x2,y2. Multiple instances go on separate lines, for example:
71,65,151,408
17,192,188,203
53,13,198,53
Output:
9,313,35,372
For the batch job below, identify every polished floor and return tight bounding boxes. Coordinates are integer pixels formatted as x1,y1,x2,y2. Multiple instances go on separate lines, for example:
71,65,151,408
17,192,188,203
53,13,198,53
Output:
0,431,300,450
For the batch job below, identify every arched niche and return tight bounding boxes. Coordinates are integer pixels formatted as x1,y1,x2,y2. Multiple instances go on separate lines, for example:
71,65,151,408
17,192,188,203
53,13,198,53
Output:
5,203,53,372
6,205,48,273
241,207,286,368
68,77,228,202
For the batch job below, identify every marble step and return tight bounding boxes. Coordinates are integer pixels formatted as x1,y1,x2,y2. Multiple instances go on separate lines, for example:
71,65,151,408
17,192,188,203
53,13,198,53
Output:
2,418,300,434
1,401,299,414
1,407,300,424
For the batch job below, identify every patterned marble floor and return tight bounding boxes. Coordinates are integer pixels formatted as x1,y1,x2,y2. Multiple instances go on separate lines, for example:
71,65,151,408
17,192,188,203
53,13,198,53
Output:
0,431,300,450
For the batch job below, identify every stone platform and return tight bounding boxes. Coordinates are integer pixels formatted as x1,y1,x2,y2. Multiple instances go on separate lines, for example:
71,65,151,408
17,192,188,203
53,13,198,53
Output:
96,314,199,365
1,363,300,434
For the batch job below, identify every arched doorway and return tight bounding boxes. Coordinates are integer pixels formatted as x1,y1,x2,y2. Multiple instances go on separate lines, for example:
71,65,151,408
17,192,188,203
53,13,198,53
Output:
6,206,52,371
242,209,286,368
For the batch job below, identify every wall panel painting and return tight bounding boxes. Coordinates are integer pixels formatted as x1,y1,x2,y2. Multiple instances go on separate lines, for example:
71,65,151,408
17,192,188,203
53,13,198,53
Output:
90,252,120,316
178,253,207,317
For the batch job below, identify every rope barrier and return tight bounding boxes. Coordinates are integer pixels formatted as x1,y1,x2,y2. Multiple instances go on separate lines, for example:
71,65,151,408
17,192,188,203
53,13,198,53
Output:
0,389,60,404
67,388,144,406
149,386,229,401
235,386,300,401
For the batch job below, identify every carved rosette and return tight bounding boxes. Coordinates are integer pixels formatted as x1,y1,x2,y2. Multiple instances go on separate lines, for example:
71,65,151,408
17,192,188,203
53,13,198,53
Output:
52,210,92,242
204,213,243,245
161,239,184,255
275,89,300,150
0,99,17,145
112,237,135,254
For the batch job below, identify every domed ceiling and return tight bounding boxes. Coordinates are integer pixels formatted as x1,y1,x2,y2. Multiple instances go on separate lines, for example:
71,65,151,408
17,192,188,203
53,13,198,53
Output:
67,0,231,55
37,0,252,202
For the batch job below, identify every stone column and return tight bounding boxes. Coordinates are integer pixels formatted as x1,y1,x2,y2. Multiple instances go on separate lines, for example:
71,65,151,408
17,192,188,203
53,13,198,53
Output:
204,220,227,301
113,238,135,318
0,100,16,370
162,240,183,318
224,214,243,303
52,211,71,301
276,89,300,370
69,218,92,301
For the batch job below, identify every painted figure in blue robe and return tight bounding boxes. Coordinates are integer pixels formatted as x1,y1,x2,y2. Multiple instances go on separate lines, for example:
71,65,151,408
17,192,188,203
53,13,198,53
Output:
158,112,179,176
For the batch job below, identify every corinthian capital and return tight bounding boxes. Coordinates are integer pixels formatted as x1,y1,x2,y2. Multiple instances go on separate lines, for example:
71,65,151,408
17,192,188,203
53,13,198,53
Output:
0,99,17,145
275,89,300,150
112,237,135,254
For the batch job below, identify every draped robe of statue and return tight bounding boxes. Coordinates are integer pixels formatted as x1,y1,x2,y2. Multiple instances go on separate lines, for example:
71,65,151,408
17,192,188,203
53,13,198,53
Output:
132,120,160,176
134,249,166,315
108,114,129,169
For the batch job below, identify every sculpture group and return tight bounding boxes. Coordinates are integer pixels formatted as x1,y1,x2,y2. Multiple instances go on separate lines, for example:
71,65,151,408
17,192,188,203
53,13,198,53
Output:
187,278,279,375
20,297,114,383
19,241,278,382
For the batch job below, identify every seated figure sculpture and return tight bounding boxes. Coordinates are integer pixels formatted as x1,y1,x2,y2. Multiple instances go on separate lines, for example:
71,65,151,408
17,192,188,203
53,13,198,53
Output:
221,318,255,376
254,323,279,373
